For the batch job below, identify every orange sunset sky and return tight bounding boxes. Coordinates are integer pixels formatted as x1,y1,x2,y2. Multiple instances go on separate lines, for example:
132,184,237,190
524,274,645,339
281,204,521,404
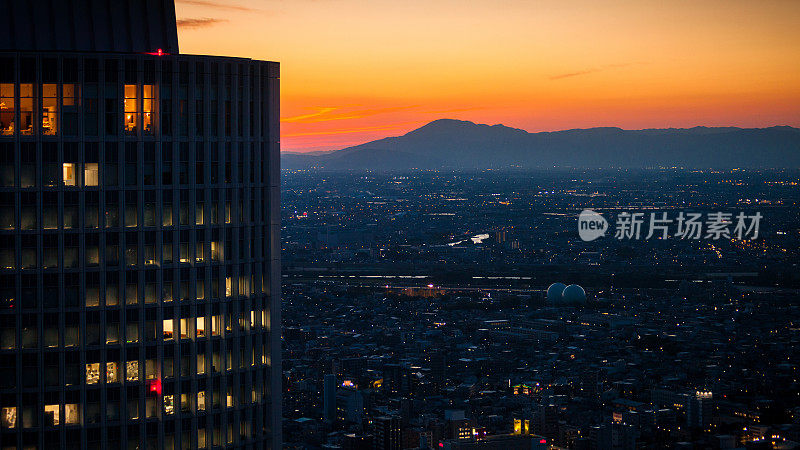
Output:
175,0,800,153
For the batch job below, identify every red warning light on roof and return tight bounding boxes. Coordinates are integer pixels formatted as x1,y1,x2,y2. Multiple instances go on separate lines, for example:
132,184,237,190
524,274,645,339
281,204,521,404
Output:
145,48,169,56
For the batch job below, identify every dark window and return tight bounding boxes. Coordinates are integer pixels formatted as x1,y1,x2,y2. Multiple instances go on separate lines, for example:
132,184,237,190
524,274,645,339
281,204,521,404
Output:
84,83,99,136
162,142,173,185
0,57,14,82
196,142,205,185
179,143,189,185
125,59,137,84
104,144,118,186
125,143,137,186
143,143,155,185
0,143,14,186
63,58,78,82
85,58,99,82
42,58,57,83
104,59,118,82
105,98,118,136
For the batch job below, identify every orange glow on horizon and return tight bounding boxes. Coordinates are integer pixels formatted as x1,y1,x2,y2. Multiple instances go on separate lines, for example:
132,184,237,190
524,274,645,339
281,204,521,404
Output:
175,0,800,152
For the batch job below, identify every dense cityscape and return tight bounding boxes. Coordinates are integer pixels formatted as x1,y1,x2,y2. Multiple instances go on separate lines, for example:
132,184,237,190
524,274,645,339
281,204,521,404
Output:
1,1,798,449
281,169,800,449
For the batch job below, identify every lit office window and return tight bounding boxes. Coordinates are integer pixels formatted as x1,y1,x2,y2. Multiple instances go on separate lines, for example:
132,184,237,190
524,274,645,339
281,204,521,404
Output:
196,317,206,337
1,406,16,428
84,163,99,186
163,319,174,340
63,162,77,186
211,315,221,336
106,362,119,383
86,363,101,384
124,84,157,134
126,360,139,382
240,276,250,298
44,404,60,426
211,241,221,261
64,404,80,425
197,392,206,411
0,84,13,135
143,85,154,134
196,202,204,225
198,428,207,449
164,395,174,415
42,83,58,135
19,84,33,135
180,318,191,339
124,84,138,134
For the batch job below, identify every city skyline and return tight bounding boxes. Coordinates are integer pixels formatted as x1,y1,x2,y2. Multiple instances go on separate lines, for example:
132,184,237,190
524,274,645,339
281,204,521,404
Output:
175,0,800,152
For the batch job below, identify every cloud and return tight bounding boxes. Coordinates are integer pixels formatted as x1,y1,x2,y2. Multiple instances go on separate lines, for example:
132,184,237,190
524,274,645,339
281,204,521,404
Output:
281,107,339,123
281,106,421,124
549,62,645,81
176,17,228,28
549,69,600,80
176,0,258,12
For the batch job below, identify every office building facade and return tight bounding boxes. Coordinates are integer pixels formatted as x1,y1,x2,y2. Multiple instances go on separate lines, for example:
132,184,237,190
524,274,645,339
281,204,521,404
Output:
0,0,280,448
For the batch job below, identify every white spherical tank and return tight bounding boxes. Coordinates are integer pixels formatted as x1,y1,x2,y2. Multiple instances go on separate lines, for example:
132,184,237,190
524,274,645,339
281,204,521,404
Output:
547,283,567,303
562,284,587,303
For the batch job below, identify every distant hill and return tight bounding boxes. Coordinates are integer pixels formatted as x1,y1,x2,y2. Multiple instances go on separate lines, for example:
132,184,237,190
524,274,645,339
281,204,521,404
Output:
282,119,800,170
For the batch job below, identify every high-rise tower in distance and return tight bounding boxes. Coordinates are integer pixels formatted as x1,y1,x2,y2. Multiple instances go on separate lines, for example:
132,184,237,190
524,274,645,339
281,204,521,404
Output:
0,0,281,448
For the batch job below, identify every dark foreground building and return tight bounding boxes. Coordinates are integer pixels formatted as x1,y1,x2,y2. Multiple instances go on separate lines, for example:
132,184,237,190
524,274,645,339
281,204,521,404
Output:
0,0,281,448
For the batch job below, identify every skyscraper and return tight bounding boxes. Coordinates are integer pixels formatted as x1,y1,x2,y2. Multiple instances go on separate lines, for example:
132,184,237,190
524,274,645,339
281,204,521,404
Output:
323,374,336,423
373,415,401,450
687,391,714,431
0,1,281,448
